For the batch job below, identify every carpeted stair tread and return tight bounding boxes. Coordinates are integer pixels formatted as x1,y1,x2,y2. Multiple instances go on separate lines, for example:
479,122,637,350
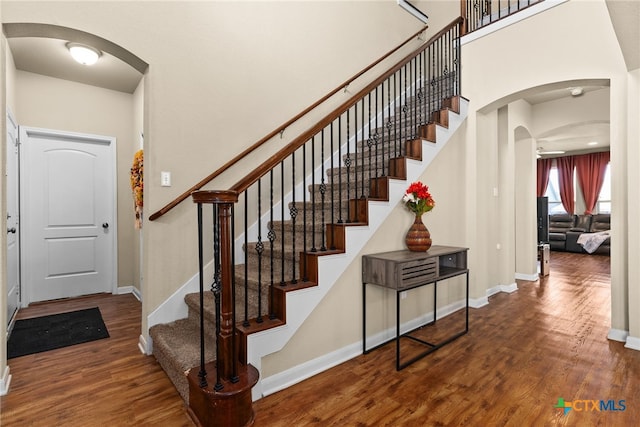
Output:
149,318,216,403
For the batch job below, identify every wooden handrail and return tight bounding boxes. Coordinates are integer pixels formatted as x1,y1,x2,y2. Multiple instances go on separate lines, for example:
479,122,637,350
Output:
230,17,464,195
149,25,428,221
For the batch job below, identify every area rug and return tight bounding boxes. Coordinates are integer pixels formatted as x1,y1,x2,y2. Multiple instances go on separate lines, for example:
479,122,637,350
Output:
7,307,110,359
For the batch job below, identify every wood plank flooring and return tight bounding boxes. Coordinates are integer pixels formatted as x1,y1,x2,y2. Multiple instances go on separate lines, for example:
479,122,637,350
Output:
2,252,638,426
253,252,640,426
0,293,193,426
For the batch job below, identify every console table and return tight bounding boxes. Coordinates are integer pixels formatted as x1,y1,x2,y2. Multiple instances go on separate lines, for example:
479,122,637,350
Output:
362,246,469,370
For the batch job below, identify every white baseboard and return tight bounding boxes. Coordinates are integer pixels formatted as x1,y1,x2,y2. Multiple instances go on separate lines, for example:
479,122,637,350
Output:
139,334,153,355
471,282,517,308
117,285,142,301
469,296,489,308
259,298,466,399
608,328,629,343
0,366,11,396
515,272,538,282
261,342,361,398
499,282,519,293
624,335,640,351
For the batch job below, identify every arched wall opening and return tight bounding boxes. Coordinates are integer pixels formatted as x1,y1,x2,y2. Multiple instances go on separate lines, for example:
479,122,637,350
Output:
2,22,149,334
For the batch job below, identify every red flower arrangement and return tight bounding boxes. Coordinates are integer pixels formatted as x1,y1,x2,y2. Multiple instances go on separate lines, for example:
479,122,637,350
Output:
402,181,435,216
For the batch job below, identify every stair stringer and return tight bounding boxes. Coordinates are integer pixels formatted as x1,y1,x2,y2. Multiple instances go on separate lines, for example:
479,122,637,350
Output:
246,99,468,400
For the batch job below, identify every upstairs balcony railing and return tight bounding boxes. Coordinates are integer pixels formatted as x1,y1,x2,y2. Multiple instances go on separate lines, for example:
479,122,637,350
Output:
461,0,544,34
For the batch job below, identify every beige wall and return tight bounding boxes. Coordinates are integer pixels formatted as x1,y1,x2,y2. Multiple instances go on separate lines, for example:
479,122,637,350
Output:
14,71,136,288
132,77,144,292
263,120,469,377
626,68,639,340
0,0,449,335
461,0,632,336
509,99,536,277
1,0,637,394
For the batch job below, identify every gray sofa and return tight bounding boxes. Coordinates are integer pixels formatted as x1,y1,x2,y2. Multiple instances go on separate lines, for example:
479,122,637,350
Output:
548,213,610,255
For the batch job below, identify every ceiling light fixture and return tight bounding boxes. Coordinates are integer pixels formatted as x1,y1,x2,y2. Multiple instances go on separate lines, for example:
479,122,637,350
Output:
570,87,583,97
66,42,101,65
539,150,566,155
587,141,598,146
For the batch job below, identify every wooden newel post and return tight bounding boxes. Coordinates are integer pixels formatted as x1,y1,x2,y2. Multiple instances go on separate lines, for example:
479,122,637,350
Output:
460,0,468,35
213,194,236,381
189,190,259,427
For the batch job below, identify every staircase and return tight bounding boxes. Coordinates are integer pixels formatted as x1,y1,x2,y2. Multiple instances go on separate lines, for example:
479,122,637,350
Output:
148,17,467,425
150,94,468,404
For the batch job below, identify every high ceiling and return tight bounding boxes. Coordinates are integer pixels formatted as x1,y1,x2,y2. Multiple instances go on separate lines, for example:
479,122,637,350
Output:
5,2,636,156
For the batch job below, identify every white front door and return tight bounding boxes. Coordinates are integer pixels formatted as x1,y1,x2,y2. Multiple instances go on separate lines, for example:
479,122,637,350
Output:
20,127,116,303
6,114,19,325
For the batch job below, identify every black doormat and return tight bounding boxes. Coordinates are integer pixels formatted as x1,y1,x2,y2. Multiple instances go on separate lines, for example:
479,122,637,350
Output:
7,307,110,359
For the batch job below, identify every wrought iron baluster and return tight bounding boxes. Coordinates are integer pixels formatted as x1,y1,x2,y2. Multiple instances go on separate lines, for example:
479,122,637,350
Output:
376,86,382,180
389,71,400,157
196,203,208,389
290,153,297,284
363,92,378,197
320,130,327,251
268,170,275,319
456,23,461,96
311,136,317,253
280,161,285,286
302,143,308,282
386,78,391,167
329,122,336,249
345,108,352,223
243,191,249,325
337,115,344,224
360,97,364,199
256,181,264,323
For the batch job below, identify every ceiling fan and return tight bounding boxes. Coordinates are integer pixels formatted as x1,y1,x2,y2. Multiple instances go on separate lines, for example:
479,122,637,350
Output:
536,147,565,158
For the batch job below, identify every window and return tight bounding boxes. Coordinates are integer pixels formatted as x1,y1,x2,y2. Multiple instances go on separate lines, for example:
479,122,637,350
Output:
597,164,611,213
544,162,611,215
544,168,566,214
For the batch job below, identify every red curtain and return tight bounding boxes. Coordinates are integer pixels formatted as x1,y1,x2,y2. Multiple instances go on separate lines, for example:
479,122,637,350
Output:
556,156,575,214
576,152,610,214
536,158,553,197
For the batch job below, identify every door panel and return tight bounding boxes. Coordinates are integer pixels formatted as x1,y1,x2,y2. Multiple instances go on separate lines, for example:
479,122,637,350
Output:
6,114,19,324
21,127,115,303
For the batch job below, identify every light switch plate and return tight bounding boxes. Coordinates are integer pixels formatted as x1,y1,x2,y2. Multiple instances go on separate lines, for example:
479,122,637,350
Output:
161,171,171,187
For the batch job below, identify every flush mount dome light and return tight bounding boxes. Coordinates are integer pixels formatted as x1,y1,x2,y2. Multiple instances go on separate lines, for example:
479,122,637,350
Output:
570,87,584,97
66,42,101,65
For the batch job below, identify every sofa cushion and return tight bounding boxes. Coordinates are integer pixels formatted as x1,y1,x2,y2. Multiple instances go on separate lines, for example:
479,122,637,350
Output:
549,214,575,233
571,214,592,232
590,214,610,232
549,232,567,241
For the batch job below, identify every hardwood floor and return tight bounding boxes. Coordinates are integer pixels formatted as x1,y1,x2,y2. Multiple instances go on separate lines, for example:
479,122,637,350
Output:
3,252,638,426
0,293,193,426
253,252,640,426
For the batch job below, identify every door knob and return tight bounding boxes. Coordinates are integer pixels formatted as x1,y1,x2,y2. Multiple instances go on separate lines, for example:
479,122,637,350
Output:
102,223,109,229
7,227,16,234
